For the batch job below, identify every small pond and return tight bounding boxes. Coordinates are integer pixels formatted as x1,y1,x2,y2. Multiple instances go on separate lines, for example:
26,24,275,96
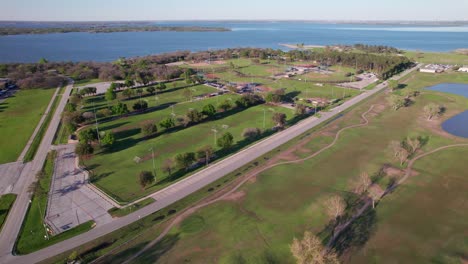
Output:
426,83,468,138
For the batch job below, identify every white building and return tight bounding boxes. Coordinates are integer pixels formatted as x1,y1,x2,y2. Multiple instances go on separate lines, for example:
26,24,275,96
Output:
458,67,468,72
420,68,437,73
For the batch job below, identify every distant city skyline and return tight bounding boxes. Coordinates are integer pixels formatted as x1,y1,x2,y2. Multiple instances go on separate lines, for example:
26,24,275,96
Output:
2,0,468,21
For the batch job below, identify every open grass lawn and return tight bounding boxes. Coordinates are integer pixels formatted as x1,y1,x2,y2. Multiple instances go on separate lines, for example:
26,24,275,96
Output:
89,95,294,202
73,78,103,87
124,72,468,263
404,51,468,65
0,88,55,163
81,84,217,114
0,193,16,231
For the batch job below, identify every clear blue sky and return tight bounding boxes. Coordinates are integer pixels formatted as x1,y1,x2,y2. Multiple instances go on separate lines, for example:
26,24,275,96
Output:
2,0,468,21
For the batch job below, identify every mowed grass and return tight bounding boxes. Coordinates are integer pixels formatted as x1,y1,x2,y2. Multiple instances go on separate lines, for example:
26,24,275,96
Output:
0,193,16,231
404,51,468,65
0,88,55,163
89,94,294,202
129,72,468,263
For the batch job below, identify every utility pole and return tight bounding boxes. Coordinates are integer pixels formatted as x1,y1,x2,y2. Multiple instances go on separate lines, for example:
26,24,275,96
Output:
149,145,156,181
211,128,218,145
93,102,101,145
263,108,266,129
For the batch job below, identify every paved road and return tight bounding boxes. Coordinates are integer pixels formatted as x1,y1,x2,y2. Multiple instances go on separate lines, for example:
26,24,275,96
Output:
0,65,419,264
0,80,73,263
46,144,113,235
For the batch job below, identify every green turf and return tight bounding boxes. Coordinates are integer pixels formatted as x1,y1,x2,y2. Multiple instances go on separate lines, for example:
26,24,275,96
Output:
0,88,56,163
0,193,16,231
89,97,294,202
24,92,61,162
73,79,103,87
15,151,94,254
404,51,468,65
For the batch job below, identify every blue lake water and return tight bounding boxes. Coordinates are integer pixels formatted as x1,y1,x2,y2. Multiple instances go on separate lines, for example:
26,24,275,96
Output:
426,83,468,138
0,22,468,63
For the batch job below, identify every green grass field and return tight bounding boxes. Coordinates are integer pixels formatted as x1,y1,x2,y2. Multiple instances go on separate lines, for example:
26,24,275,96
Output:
0,194,16,231
120,71,468,263
24,92,61,162
89,96,294,202
16,151,94,254
405,51,468,65
0,88,56,164
73,78,103,87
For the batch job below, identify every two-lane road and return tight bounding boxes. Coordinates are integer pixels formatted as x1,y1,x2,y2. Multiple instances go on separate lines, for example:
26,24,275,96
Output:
0,65,419,264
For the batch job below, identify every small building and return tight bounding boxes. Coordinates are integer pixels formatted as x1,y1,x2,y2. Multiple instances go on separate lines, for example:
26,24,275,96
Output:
458,67,468,72
420,68,437,73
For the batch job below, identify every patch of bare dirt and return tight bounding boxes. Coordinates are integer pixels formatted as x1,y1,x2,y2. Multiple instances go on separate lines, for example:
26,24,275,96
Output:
222,191,246,202
278,151,300,161
189,60,225,67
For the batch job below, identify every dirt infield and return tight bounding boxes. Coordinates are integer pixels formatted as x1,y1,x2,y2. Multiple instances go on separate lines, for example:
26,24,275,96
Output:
188,61,226,67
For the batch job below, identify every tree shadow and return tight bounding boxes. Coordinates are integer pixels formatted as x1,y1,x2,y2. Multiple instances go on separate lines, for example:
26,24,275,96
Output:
99,121,130,132
136,234,180,263
114,128,141,139
331,207,377,256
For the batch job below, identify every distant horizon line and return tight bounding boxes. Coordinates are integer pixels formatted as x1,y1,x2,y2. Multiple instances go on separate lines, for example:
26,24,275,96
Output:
1,19,468,23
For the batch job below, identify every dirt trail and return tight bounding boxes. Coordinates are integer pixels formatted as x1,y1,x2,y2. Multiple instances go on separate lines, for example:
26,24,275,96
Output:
120,105,376,264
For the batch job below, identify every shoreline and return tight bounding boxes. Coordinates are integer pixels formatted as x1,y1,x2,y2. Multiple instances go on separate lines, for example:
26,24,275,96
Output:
279,43,326,49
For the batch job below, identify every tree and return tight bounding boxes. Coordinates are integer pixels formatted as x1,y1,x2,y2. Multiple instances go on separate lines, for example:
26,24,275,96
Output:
186,108,203,124
175,152,196,171
387,95,405,111
388,80,399,91
67,251,78,262
353,172,372,194
405,136,421,154
290,231,340,264
183,88,193,101
235,94,262,108
159,117,175,130
111,102,129,115
38,57,48,64
146,86,156,95
78,129,97,144
242,127,261,140
105,87,116,101
272,112,287,128
69,94,82,105
101,132,115,146
295,104,308,116
162,159,174,175
196,145,214,165
423,103,442,120
217,132,234,149
122,88,135,99
324,195,346,237
265,88,285,104
133,100,148,111
158,82,167,92
75,142,94,158
97,108,112,118
136,88,144,97
140,121,157,137
389,140,409,165
138,171,155,190
65,102,76,112
202,104,217,118
124,79,134,88
217,100,232,112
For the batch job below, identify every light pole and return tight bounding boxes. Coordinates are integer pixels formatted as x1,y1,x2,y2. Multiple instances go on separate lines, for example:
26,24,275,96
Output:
93,102,101,145
211,128,218,145
149,145,156,181
262,108,266,129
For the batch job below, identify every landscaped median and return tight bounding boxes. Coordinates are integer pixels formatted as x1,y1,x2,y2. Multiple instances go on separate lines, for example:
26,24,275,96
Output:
15,151,95,254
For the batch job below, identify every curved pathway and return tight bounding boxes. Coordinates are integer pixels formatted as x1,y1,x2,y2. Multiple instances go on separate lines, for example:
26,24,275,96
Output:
122,105,376,264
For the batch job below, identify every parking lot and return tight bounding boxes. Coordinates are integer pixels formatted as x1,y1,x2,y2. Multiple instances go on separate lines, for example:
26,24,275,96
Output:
45,144,114,234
